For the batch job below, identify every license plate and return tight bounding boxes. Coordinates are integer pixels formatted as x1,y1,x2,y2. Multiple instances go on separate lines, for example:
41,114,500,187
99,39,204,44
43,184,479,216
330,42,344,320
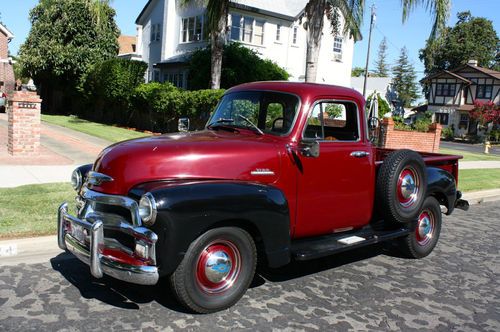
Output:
72,224,86,244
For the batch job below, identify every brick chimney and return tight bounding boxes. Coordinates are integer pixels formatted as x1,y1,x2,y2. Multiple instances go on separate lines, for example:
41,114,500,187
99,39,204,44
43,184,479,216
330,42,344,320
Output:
467,59,478,67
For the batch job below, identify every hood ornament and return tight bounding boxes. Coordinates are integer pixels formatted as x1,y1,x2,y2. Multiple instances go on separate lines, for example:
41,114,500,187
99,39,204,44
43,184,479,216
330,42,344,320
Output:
87,171,114,186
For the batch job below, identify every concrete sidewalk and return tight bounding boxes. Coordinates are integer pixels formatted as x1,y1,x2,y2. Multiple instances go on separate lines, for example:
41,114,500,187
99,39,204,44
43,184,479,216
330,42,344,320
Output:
0,165,78,187
460,161,500,169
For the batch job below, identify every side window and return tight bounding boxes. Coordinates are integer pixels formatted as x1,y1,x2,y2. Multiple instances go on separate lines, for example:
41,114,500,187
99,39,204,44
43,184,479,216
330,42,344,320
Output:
304,101,359,141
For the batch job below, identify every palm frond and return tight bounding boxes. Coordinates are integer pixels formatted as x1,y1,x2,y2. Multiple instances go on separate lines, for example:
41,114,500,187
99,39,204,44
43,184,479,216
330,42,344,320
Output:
326,0,364,41
401,0,450,40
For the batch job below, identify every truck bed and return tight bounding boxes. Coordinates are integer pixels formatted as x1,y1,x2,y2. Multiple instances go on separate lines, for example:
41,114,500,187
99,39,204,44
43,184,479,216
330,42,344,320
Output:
375,148,462,183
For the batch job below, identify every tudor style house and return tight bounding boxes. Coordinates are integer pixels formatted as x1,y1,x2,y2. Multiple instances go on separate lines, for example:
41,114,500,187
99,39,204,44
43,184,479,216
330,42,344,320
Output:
421,60,500,137
134,0,355,89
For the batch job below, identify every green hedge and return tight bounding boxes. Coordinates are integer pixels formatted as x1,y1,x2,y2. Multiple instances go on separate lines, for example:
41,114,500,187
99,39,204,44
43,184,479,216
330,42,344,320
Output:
188,42,289,90
132,82,224,132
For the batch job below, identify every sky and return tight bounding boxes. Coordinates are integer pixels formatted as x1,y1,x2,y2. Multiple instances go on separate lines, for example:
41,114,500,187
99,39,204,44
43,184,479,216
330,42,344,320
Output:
1,0,499,83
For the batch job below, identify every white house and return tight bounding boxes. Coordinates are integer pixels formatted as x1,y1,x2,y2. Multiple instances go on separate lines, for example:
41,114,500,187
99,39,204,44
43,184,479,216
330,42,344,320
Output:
134,0,355,89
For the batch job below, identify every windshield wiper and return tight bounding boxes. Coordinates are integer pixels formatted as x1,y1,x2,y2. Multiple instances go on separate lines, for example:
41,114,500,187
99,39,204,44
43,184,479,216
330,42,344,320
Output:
236,114,264,135
206,118,238,132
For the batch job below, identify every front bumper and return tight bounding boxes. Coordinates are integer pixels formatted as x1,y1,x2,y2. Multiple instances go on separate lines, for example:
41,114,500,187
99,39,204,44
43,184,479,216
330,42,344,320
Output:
57,192,159,286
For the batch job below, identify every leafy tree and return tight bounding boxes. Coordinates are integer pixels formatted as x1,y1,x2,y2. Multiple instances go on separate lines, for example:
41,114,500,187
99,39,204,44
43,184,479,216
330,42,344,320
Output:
392,47,419,107
351,66,365,77
374,37,389,77
18,0,119,112
419,11,499,74
188,43,289,90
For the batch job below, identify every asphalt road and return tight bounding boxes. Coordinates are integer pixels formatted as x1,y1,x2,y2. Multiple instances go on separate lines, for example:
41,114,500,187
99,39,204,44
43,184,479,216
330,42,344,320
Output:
1,203,499,331
441,141,500,155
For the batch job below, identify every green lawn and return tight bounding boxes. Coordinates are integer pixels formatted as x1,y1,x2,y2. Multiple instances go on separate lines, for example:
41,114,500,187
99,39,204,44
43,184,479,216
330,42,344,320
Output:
439,147,500,161
458,169,500,192
42,114,149,143
0,183,75,239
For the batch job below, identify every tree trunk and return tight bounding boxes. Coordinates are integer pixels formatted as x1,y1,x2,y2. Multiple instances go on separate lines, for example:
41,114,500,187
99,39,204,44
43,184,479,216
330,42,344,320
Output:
209,2,229,89
305,0,326,83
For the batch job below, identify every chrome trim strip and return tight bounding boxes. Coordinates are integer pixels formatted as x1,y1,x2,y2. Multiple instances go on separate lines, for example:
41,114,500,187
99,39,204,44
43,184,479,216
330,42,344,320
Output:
90,221,104,278
250,169,276,176
87,171,114,186
81,187,142,227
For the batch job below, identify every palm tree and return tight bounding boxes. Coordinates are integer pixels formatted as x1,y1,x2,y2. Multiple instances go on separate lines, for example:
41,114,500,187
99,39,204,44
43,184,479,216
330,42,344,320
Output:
182,0,229,89
401,0,451,41
304,0,364,82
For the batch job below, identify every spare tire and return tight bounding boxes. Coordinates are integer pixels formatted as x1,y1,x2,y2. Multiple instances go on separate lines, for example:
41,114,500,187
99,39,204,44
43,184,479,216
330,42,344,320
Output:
376,149,427,224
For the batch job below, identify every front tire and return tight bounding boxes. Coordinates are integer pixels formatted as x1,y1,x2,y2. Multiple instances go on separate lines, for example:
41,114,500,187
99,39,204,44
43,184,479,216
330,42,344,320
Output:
170,227,257,313
398,196,442,258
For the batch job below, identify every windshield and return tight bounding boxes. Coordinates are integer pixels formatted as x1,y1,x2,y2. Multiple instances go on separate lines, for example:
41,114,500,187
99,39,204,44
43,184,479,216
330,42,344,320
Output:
206,91,300,136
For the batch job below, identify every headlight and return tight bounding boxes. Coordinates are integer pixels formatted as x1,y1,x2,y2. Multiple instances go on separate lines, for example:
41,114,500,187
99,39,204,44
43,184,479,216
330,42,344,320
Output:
139,193,157,226
71,169,83,191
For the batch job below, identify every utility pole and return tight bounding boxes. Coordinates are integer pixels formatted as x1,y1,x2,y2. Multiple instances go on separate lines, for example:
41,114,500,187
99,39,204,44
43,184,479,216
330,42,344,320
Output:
363,4,376,98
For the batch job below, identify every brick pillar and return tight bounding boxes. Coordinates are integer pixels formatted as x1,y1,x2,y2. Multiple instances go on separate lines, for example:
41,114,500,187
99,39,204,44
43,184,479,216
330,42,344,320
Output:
380,117,394,148
7,91,42,156
430,122,442,153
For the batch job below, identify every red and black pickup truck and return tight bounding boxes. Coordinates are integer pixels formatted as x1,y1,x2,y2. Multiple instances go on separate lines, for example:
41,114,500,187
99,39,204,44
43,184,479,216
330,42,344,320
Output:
57,82,469,313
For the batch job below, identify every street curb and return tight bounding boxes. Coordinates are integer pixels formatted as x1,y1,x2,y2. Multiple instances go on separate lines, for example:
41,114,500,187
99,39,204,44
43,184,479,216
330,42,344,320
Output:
1,190,498,266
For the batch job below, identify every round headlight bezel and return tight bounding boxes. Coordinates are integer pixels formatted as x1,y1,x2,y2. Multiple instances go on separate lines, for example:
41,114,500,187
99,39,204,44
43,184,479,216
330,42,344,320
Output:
71,169,83,191
139,193,157,226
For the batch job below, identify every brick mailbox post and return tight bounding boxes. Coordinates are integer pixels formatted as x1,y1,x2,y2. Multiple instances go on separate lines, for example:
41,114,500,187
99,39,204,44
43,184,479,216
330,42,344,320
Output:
7,91,42,156
380,117,442,153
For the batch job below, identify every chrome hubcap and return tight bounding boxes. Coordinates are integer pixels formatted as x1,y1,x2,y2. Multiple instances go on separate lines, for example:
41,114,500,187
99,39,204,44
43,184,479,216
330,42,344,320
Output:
196,240,241,294
416,210,434,246
204,250,232,283
398,168,420,208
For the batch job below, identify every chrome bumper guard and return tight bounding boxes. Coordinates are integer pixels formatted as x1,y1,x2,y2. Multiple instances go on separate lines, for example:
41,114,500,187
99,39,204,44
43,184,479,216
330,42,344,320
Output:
57,201,159,286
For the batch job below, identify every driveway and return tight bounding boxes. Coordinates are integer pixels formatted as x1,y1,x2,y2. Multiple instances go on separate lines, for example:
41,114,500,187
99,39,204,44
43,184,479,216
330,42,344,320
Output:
0,203,498,331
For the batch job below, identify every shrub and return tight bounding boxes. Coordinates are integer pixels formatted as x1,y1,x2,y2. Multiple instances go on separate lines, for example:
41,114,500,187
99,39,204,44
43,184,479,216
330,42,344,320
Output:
366,91,391,118
188,42,289,89
132,82,224,132
81,58,147,123
441,127,454,140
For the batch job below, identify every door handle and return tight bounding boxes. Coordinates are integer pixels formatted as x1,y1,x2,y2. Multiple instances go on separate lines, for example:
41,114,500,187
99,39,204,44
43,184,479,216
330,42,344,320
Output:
350,151,370,158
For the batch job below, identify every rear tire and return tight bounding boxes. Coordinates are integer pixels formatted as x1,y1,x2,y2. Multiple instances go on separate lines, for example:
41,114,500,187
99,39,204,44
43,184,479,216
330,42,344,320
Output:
170,227,257,313
398,196,442,258
376,149,427,223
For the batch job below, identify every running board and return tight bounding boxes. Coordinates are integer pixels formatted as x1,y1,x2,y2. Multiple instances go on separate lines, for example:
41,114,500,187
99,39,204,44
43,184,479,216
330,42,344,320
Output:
291,226,412,261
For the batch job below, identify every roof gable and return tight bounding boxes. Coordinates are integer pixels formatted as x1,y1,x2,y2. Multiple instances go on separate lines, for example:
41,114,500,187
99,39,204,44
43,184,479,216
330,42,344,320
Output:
0,23,14,40
452,64,500,80
421,70,472,84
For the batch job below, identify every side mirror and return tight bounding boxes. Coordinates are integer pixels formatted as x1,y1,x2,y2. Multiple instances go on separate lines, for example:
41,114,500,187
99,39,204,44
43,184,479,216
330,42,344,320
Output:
368,116,380,131
178,117,190,132
300,140,320,158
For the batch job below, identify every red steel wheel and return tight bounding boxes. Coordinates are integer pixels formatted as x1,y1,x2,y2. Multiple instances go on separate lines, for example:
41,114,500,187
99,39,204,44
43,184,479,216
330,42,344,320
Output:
415,209,435,246
397,166,420,208
195,240,241,294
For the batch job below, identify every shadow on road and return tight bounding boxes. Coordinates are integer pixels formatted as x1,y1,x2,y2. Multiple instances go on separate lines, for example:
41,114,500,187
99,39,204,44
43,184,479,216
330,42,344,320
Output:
50,243,402,313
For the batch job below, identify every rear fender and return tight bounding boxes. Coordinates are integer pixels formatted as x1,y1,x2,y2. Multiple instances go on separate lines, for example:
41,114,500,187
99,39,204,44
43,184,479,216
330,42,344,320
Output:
426,167,457,215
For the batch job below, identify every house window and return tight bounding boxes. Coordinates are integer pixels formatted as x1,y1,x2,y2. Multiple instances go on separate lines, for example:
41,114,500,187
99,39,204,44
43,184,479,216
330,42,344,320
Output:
476,85,493,99
152,69,160,82
435,112,449,125
435,83,456,97
230,15,265,45
276,24,281,41
164,72,185,88
333,36,343,54
458,113,469,130
292,26,298,44
150,23,161,42
181,15,205,42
